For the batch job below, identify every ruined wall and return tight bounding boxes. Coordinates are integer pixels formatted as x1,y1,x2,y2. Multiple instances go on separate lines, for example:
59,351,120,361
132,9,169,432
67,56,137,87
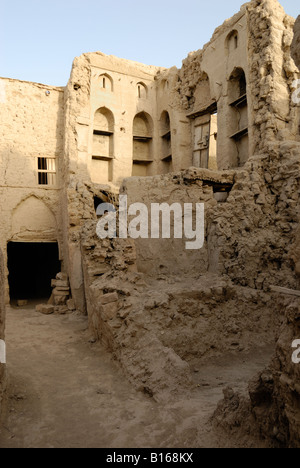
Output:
213,3,300,448
81,219,281,401
0,248,6,411
243,7,300,447
247,0,299,154
0,78,65,301
81,168,287,401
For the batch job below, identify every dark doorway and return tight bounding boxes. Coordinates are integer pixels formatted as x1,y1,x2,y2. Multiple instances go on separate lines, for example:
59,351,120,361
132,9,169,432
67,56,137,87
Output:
7,242,61,301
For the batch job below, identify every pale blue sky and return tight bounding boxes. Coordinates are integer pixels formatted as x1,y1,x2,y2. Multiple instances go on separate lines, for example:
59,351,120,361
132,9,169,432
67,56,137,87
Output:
0,0,298,87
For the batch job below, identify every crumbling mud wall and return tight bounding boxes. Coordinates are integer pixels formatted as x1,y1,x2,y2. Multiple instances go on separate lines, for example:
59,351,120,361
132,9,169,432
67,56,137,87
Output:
80,168,286,401
239,8,300,447
0,248,6,412
245,10,300,448
247,0,299,153
213,7,300,447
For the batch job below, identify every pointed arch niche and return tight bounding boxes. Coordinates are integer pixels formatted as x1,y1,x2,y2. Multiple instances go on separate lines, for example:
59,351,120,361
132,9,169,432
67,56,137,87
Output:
91,107,114,183
11,196,57,243
228,67,249,167
132,112,153,177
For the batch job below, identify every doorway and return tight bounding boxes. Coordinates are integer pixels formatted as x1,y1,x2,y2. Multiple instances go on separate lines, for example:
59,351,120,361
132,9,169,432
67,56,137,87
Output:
7,242,61,302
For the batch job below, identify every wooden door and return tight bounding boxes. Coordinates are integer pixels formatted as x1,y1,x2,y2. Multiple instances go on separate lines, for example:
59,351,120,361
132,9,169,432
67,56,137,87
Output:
193,118,210,168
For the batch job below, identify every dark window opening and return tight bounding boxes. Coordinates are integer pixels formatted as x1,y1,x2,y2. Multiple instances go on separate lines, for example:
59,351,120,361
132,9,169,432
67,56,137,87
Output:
38,157,47,170
38,158,48,185
137,83,147,99
8,242,61,302
239,74,247,97
38,172,48,185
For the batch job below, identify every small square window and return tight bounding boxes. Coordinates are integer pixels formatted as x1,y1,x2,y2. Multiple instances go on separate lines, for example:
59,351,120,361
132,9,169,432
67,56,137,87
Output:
37,157,57,186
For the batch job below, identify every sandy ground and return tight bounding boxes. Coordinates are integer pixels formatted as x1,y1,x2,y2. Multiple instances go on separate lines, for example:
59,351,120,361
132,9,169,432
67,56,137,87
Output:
0,305,273,448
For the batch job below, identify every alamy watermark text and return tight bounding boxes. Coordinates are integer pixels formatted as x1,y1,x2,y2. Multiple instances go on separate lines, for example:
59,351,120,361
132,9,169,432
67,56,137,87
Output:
292,340,300,364
0,340,6,364
96,195,205,250
292,80,300,104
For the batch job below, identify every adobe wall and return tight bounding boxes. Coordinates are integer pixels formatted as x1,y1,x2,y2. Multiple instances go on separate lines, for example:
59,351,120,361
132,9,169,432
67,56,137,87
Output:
0,78,65,301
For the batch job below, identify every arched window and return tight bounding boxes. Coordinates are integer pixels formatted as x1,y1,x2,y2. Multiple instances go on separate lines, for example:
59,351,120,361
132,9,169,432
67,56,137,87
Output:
228,68,247,102
137,82,147,99
132,112,153,176
99,74,113,92
92,107,114,183
160,111,173,173
225,30,239,55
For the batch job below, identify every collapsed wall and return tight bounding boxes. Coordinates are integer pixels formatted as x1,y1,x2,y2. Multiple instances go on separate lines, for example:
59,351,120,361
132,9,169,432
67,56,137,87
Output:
81,166,288,401
0,248,6,412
